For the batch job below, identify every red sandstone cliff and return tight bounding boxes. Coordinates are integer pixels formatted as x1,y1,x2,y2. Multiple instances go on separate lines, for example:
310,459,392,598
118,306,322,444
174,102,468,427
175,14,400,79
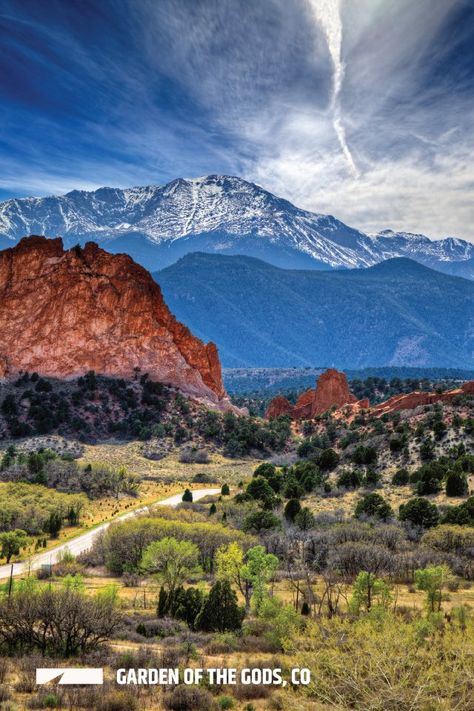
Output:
0,236,231,407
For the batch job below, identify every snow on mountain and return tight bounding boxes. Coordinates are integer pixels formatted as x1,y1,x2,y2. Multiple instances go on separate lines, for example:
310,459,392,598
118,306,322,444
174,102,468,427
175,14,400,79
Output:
0,175,473,277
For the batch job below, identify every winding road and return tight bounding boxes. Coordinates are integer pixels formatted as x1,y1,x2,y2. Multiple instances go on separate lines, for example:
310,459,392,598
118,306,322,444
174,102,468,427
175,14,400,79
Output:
0,488,220,580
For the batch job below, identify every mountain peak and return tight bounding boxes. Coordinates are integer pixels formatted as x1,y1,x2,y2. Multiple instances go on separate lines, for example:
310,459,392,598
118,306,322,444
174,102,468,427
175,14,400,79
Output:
0,175,472,278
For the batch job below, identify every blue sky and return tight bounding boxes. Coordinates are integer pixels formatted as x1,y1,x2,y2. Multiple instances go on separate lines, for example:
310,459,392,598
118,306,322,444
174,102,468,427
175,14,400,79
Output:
1,0,473,240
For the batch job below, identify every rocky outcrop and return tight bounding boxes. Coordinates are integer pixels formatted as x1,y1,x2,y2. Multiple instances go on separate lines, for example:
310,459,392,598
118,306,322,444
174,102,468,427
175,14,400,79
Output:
311,369,357,417
293,390,315,419
0,236,232,408
265,395,295,419
372,380,474,416
266,366,474,421
266,368,364,420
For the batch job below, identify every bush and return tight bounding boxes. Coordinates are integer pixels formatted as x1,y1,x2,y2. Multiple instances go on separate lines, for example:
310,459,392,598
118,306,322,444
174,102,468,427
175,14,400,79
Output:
218,696,235,710
246,477,277,508
392,468,409,486
284,498,301,522
98,691,138,711
242,510,281,533
164,686,214,711
355,493,393,521
295,507,315,530
337,469,363,489
399,498,439,528
352,446,377,466
318,448,340,470
446,471,468,497
0,584,120,655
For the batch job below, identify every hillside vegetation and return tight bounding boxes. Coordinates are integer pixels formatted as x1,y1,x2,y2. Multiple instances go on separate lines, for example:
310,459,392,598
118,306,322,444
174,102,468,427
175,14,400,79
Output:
157,254,474,367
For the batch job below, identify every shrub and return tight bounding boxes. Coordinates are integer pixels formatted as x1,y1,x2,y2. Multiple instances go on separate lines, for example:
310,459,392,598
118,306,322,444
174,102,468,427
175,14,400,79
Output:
284,498,301,522
352,446,377,466
441,497,474,526
246,477,276,508
318,448,340,470
234,684,270,701
164,686,214,711
445,471,468,497
182,488,193,503
295,507,315,530
399,498,439,528
337,469,363,489
0,585,119,655
355,493,393,521
392,468,409,486
218,696,235,710
364,469,381,488
242,510,281,533
98,691,138,711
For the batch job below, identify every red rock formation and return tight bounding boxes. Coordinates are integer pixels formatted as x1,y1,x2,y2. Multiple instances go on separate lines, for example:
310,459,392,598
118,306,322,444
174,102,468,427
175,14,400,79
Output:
266,369,363,420
266,367,474,422
372,380,474,416
311,368,357,417
265,395,295,419
0,236,232,407
293,389,315,419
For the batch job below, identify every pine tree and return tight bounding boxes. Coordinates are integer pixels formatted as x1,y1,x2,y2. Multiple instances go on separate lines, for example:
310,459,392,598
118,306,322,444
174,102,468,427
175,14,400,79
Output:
446,470,468,497
157,586,169,617
182,488,193,502
195,580,243,632
284,498,301,521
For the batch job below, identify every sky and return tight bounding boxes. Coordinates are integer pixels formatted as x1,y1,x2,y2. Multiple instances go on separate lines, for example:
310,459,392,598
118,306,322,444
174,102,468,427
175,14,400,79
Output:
0,0,473,240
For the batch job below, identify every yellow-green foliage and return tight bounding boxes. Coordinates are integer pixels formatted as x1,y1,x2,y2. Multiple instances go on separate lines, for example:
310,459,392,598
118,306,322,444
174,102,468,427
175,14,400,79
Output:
422,524,474,554
101,516,255,574
294,611,474,710
0,482,87,535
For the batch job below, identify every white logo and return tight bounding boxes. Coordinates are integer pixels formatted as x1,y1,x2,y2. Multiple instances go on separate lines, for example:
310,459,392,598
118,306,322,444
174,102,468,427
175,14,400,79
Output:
36,668,104,685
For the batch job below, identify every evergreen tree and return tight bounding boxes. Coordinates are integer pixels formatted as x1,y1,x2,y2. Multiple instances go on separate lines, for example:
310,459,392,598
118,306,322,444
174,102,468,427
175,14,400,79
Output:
445,470,468,497
284,498,301,522
182,488,193,502
355,493,393,521
157,586,169,617
195,580,243,632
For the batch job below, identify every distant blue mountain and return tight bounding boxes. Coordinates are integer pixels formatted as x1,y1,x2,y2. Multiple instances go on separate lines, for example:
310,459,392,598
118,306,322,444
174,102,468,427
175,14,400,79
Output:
155,253,474,368
0,175,473,277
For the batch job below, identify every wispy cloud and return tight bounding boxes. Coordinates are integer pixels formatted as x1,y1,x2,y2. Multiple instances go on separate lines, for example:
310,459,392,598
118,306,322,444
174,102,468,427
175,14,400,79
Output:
0,0,473,240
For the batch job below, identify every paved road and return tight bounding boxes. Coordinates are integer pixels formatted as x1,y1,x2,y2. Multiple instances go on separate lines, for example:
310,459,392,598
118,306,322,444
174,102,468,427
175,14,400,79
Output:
0,487,220,580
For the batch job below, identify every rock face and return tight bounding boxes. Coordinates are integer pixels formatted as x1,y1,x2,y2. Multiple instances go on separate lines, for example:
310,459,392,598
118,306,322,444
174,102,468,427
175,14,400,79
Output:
0,236,231,407
266,368,361,420
311,369,357,417
265,395,295,419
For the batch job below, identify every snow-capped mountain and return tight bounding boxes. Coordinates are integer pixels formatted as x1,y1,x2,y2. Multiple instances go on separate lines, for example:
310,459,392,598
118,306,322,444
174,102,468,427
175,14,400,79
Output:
1,175,473,277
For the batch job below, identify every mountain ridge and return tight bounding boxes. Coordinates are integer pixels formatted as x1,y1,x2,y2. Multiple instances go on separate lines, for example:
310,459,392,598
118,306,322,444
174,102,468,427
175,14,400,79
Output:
1,175,473,277
155,252,474,369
